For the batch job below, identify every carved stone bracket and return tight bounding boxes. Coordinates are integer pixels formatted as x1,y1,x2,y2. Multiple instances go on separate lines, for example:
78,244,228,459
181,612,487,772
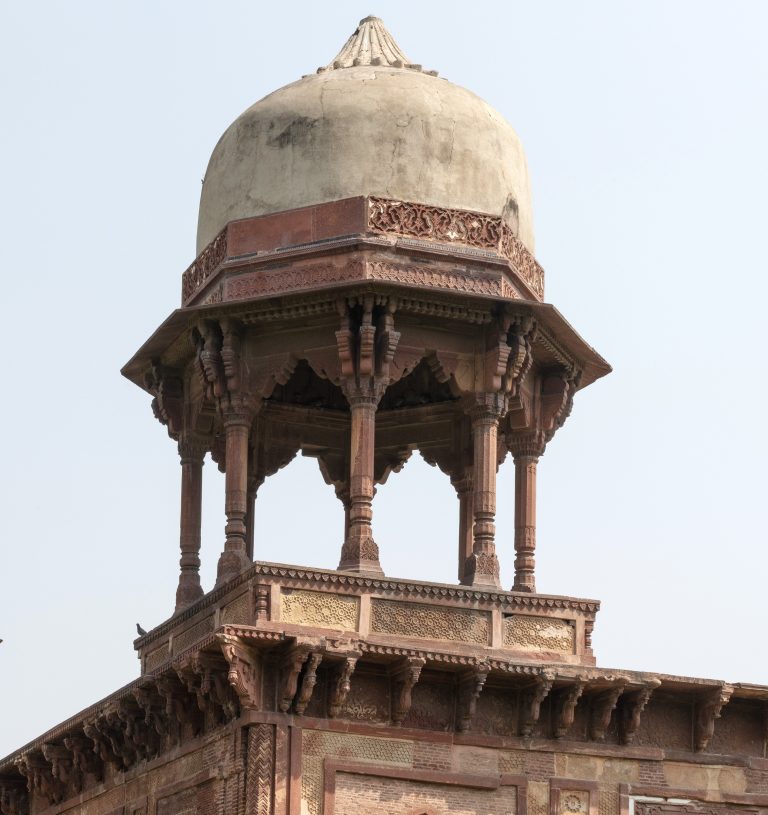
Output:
519,671,556,737
328,656,359,718
619,679,660,745
390,657,425,726
217,632,262,711
294,651,323,715
278,642,314,713
15,753,64,807
694,684,733,752
589,681,626,741
63,733,101,785
456,662,490,733
145,362,184,440
553,680,586,739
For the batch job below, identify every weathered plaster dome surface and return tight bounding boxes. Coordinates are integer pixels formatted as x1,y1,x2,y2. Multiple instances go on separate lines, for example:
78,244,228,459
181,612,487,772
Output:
197,18,534,254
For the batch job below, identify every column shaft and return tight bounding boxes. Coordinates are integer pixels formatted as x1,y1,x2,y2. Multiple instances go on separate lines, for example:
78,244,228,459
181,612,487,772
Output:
463,408,501,587
453,476,474,583
176,443,205,611
338,396,382,574
513,454,539,592
216,414,252,585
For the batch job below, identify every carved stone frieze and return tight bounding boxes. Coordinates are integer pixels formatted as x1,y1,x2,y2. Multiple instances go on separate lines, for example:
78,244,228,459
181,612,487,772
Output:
182,226,227,302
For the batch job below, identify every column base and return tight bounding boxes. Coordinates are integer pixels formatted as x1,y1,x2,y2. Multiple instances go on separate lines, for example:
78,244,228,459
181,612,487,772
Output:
512,579,536,593
215,549,251,587
460,552,502,589
174,579,204,613
338,537,384,576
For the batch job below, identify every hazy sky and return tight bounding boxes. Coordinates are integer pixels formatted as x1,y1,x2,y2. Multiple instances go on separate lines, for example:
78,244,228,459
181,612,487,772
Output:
1,1,766,758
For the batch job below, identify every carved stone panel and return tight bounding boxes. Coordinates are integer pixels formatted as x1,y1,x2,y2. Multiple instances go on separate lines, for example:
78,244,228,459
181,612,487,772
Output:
503,615,575,652
280,589,360,630
370,599,490,645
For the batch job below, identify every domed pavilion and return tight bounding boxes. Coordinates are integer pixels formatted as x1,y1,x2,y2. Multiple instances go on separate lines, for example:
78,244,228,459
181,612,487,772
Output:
1,17,765,815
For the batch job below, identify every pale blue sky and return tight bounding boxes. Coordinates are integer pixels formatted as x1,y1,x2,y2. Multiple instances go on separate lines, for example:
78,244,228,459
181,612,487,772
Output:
1,1,767,757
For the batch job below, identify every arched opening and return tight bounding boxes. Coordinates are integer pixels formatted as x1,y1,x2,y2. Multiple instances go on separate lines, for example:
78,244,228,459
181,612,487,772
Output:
251,453,344,570
375,450,459,584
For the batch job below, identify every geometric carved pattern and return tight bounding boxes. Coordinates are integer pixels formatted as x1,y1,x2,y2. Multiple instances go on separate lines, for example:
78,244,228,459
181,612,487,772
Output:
172,616,215,655
370,599,490,645
503,615,574,652
245,724,274,815
280,589,360,630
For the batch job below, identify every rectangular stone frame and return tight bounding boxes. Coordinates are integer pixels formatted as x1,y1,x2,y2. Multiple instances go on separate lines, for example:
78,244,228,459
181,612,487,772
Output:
549,778,599,815
619,783,768,815
320,761,528,815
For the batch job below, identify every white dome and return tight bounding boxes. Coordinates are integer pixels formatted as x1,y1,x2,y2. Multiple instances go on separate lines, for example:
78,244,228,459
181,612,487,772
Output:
197,18,534,255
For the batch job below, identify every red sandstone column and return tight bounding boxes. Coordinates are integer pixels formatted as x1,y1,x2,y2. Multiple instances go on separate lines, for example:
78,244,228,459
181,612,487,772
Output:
216,412,253,585
245,479,257,562
462,404,502,587
338,395,383,575
452,474,474,584
512,452,539,592
175,438,205,611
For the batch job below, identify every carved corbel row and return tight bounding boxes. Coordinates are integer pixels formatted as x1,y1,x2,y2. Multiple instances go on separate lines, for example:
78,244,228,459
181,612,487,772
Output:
0,652,241,811
694,683,733,752
457,662,490,733
390,657,425,726
519,670,556,737
619,679,661,745
176,651,237,728
14,752,65,807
